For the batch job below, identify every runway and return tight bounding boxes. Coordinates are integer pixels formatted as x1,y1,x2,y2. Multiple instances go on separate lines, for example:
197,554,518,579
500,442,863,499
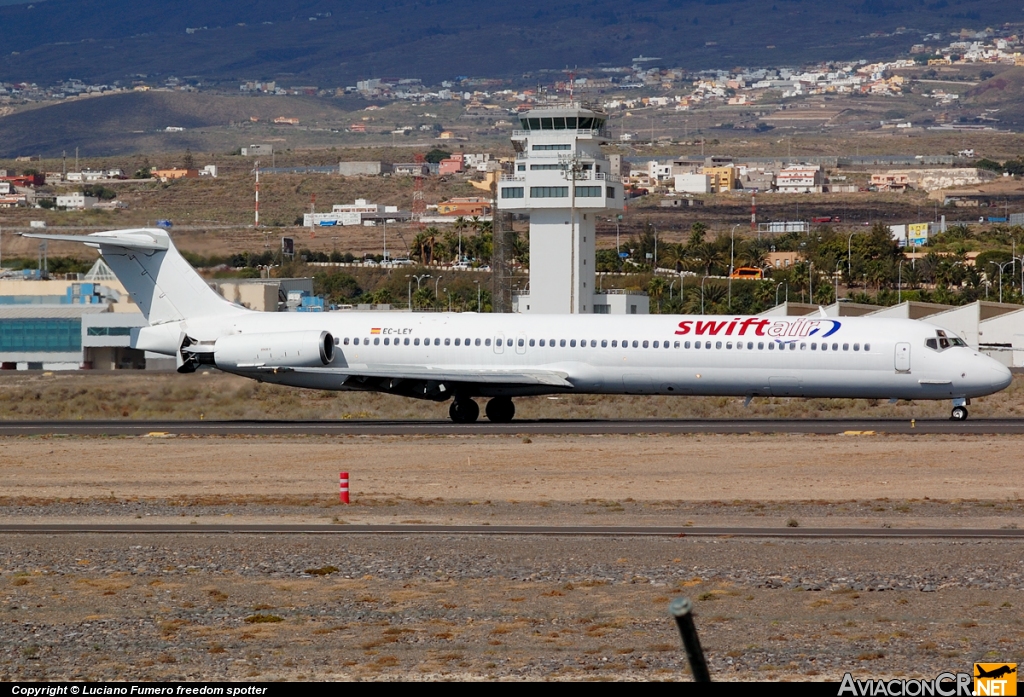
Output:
2,417,1024,436
2,523,1022,538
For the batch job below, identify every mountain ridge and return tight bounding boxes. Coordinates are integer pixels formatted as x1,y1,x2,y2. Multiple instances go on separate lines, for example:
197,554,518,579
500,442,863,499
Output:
0,0,1016,86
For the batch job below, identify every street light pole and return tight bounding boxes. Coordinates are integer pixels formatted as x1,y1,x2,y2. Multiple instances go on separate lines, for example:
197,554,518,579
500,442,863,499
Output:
847,232,855,281
898,260,904,304
728,224,738,310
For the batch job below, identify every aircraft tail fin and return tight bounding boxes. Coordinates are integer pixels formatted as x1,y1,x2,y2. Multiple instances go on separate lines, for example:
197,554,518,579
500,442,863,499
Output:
21,229,246,325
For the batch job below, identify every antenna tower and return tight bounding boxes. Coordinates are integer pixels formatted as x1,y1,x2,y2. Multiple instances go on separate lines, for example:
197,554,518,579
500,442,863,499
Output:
253,160,260,228
411,153,426,222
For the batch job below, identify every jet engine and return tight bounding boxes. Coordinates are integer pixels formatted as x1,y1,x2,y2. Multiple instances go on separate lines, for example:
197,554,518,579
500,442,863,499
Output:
209,330,335,370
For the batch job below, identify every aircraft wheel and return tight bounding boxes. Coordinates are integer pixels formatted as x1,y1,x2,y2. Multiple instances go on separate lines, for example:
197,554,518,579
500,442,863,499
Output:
449,398,480,423
485,397,516,423
950,406,968,421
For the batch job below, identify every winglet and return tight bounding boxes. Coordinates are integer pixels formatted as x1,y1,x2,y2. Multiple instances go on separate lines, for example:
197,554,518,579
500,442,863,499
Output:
818,305,828,318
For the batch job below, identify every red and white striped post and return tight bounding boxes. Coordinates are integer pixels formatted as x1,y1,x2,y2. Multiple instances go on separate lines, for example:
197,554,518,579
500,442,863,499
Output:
339,471,350,504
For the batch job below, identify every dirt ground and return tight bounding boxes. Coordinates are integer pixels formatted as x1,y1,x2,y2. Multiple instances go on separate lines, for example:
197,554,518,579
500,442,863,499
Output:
1,434,1024,523
1,433,1022,681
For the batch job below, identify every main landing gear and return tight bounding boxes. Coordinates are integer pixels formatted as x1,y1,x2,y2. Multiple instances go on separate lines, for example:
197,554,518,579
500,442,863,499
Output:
448,397,516,423
950,397,969,421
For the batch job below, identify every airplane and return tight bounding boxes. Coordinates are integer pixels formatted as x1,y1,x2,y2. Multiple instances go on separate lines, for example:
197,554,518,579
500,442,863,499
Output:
22,228,1013,423
975,665,1016,680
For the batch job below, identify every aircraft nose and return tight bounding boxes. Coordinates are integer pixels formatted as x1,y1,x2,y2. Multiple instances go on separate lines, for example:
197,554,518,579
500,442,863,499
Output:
988,362,1013,391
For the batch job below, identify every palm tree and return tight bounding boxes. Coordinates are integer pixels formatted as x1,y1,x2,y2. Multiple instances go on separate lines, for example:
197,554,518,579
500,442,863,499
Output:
648,276,668,312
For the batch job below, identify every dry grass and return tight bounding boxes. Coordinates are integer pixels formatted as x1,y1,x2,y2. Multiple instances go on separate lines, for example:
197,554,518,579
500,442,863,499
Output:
1,370,1023,422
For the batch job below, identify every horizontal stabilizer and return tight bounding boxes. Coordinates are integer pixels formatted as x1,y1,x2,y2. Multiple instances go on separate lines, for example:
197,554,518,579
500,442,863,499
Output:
21,229,171,251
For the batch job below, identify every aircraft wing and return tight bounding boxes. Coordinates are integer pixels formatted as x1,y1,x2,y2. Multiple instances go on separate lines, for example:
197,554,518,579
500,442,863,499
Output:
253,364,574,388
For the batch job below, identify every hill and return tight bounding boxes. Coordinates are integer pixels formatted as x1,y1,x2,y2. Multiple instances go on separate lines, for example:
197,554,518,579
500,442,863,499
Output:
0,0,1016,86
963,66,1024,129
0,91,362,157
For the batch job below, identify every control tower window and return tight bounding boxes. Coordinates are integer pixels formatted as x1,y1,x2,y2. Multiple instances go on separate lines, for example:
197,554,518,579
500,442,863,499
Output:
566,117,578,128
579,117,593,129
541,117,553,129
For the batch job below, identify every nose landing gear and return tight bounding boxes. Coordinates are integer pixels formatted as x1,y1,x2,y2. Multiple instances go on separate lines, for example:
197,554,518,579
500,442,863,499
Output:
950,397,970,421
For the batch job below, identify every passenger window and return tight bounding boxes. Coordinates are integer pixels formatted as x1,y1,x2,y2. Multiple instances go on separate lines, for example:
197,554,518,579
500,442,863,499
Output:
822,343,828,351
465,338,470,345
538,339,545,347
384,337,390,345
475,338,481,347
601,340,608,348
632,340,639,348
570,339,577,348
518,338,525,347
343,337,350,345
653,340,660,348
645,340,651,348
769,343,775,350
715,341,722,349
560,339,567,347
592,340,598,348
444,338,451,346
832,343,838,351
789,343,796,351
843,343,849,351
404,338,410,346
810,343,816,350
674,341,680,348
865,343,871,351
434,338,440,346
799,343,805,350
704,342,711,349
726,342,732,349
612,340,618,348
454,338,461,346
529,339,535,347
853,343,860,351
665,342,670,349
485,338,491,346
694,341,701,349
747,342,753,349
684,341,691,349
758,342,764,350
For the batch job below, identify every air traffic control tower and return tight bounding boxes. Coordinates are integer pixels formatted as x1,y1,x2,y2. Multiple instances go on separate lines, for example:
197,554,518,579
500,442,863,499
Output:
498,104,626,314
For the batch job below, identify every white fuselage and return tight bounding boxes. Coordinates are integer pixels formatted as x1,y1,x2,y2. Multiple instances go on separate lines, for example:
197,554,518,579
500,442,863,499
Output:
181,311,1012,401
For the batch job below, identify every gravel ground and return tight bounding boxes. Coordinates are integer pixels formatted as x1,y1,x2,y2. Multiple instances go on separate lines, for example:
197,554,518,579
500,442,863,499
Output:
1,432,1022,681
1,535,1022,681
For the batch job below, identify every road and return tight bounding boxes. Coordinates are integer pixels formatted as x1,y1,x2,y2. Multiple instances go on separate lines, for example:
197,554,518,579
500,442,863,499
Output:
2,523,1022,538
2,417,1023,436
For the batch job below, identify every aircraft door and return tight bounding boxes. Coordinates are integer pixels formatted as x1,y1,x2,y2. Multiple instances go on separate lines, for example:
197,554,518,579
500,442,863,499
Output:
494,332,505,354
894,342,911,372
515,332,527,355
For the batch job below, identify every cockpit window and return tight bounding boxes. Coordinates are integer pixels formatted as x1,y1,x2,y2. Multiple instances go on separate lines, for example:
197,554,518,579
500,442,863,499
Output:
927,334,967,351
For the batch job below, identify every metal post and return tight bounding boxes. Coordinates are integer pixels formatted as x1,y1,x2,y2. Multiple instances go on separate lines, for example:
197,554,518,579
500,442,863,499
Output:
898,260,903,304
669,598,711,682
847,232,854,282
728,224,738,310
